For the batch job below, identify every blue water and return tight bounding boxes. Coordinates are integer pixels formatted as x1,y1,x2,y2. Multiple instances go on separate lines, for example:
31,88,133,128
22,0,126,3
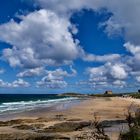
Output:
0,94,78,115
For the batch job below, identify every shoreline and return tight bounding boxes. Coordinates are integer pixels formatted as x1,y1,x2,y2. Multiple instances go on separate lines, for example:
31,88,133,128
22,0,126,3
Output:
0,97,140,140
0,97,84,121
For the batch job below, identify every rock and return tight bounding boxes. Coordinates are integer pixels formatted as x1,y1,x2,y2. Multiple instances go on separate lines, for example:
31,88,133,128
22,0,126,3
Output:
43,121,91,133
13,124,35,130
0,133,70,140
0,119,37,127
13,123,45,130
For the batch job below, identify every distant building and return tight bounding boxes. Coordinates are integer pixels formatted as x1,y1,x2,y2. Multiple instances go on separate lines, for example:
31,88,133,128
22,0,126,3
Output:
104,90,113,95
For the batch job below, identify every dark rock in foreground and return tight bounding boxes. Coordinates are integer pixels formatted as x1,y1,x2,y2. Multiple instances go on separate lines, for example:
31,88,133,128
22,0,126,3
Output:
42,121,91,133
0,133,70,140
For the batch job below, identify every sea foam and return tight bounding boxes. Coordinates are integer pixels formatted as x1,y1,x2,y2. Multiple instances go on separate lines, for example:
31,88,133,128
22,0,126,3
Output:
0,97,77,114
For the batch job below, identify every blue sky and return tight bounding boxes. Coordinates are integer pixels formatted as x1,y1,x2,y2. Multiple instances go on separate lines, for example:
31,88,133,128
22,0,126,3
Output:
0,0,140,94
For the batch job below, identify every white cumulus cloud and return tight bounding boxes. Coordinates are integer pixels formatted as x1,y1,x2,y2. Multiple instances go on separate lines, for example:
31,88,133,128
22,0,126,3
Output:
17,67,46,77
36,67,76,88
0,9,82,68
86,62,128,88
0,79,30,88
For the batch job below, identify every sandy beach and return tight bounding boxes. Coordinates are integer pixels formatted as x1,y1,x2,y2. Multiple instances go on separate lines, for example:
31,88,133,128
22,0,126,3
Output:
0,97,139,140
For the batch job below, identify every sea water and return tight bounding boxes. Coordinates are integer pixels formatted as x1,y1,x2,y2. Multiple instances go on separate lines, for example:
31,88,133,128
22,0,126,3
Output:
0,94,78,115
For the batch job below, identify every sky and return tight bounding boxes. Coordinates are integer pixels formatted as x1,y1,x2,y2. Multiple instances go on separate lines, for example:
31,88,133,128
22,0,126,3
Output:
0,0,140,94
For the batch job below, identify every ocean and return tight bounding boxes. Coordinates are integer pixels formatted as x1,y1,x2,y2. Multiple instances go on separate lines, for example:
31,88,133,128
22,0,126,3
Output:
0,94,78,115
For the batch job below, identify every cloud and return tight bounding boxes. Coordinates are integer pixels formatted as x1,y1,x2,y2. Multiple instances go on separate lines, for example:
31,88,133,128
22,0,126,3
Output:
113,80,126,88
17,67,46,77
123,42,140,83
11,79,30,88
1,0,140,91
99,17,124,37
109,63,128,80
33,0,87,16
135,77,140,82
0,9,82,68
0,79,30,88
45,68,76,78
33,0,140,45
17,65,76,78
86,62,128,88
124,42,140,55
84,41,140,88
0,80,8,88
69,65,77,76
1,1,140,65
102,0,140,45
83,53,121,62
36,77,67,89
36,67,76,88
87,62,128,80
32,0,140,78
124,42,140,72
130,71,140,83
36,68,68,88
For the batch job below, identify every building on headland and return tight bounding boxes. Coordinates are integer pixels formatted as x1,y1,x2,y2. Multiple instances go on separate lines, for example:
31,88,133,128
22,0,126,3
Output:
104,90,113,95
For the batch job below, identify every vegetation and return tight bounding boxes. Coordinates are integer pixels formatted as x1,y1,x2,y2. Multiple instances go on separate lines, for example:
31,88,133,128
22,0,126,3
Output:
77,113,110,140
89,93,123,97
129,92,140,99
58,91,140,98
119,105,140,140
